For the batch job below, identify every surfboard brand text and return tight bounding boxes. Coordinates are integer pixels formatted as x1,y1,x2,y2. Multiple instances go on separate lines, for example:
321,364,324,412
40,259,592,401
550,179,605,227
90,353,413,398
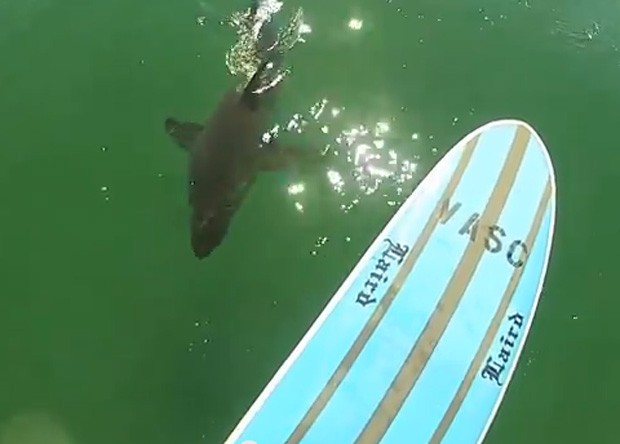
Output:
355,239,409,307
480,312,524,386
439,199,529,268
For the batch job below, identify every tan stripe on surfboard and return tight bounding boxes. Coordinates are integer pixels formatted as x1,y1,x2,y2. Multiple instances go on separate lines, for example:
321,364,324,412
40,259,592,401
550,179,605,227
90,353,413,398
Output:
428,177,552,443
354,124,531,444
284,133,482,444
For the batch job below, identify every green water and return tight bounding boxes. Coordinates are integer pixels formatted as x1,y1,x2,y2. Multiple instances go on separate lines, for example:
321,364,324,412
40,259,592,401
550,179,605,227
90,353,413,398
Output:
1,0,618,443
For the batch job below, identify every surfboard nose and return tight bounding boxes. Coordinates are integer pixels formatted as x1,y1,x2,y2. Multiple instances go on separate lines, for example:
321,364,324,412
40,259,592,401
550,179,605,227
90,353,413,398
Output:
225,119,556,444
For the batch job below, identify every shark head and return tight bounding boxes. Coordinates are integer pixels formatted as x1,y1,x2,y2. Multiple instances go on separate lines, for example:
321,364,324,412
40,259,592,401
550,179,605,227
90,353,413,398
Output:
187,172,254,259
190,206,230,258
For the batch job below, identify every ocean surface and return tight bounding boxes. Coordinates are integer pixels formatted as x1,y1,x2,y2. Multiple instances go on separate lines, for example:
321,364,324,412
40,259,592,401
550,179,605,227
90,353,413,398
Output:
1,0,618,442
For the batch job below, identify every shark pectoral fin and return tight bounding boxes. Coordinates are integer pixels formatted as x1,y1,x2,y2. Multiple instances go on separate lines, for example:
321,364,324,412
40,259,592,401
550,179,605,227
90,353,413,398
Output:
165,118,204,151
259,144,328,173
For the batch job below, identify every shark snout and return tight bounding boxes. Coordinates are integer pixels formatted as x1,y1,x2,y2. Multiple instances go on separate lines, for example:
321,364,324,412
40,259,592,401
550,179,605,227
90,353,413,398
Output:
191,228,221,259
190,211,227,259
191,238,218,259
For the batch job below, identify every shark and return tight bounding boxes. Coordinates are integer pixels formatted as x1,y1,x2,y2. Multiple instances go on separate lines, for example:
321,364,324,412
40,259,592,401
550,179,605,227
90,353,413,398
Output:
164,2,321,259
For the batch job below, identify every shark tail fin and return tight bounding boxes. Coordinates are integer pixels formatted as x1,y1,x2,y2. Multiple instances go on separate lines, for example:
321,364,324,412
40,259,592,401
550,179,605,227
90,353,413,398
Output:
240,59,271,111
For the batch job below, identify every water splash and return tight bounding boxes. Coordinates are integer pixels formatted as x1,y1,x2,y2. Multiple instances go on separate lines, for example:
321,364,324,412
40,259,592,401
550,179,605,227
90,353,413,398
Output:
225,1,310,91
552,20,602,48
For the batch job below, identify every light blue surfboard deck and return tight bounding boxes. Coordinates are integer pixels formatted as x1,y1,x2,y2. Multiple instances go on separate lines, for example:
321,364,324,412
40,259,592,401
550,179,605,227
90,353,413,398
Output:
226,119,556,444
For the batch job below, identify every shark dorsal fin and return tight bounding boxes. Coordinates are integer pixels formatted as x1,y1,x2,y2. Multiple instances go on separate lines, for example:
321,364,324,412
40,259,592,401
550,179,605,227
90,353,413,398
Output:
165,118,204,151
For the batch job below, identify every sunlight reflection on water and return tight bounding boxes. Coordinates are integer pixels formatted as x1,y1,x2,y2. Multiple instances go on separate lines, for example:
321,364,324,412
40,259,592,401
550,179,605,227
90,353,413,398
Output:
265,97,423,216
218,1,426,257
221,3,424,218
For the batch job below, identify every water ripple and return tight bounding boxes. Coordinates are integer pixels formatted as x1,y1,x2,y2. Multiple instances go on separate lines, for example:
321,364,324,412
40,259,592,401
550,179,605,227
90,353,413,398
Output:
264,98,422,215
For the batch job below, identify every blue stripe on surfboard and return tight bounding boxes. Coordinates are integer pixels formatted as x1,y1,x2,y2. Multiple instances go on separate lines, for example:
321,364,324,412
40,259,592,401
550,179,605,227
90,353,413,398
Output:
379,131,551,443
231,133,467,442
440,201,553,444
297,123,517,443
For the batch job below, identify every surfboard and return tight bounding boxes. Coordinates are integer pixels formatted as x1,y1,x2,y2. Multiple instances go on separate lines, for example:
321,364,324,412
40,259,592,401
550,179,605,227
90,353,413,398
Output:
225,119,556,444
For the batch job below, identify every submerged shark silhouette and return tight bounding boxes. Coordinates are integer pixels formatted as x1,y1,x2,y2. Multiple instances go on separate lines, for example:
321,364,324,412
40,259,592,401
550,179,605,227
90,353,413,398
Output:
165,4,320,259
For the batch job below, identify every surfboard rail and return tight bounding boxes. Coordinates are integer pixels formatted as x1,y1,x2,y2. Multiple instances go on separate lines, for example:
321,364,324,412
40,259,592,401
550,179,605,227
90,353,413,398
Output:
226,118,556,444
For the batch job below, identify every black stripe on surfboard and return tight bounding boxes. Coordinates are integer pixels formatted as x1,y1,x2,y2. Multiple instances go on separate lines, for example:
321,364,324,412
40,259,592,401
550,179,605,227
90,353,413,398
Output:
354,124,531,443
284,133,482,443
428,177,553,443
